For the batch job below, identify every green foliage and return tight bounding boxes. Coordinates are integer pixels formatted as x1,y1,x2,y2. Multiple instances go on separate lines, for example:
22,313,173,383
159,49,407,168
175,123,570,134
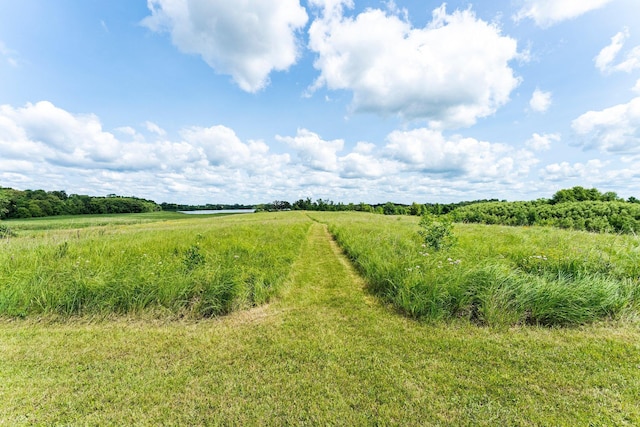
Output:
418,213,456,251
551,186,621,204
183,244,205,271
0,187,160,220
452,200,640,234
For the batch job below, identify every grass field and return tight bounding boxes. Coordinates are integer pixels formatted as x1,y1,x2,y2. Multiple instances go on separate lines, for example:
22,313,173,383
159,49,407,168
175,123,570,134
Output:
0,212,310,318
310,211,640,326
1,211,639,425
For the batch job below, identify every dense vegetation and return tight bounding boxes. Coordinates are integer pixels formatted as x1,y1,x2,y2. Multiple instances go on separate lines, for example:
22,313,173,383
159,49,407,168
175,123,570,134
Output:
452,186,640,233
0,187,159,219
311,212,640,326
452,200,640,233
0,212,310,318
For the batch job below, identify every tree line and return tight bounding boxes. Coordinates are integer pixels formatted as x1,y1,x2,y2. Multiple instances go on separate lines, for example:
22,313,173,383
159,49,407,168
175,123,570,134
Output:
3,185,638,234
0,188,160,219
257,198,499,215
160,202,254,211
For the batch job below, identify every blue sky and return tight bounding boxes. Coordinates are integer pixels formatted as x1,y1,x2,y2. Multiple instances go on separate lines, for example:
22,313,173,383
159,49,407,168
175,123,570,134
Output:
2,0,640,204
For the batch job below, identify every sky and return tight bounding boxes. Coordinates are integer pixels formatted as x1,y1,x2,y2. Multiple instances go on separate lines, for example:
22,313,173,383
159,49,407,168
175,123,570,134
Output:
1,0,640,205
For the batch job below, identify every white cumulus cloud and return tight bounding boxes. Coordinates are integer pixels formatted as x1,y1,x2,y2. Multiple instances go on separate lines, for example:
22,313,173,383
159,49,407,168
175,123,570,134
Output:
308,3,520,128
542,160,606,182
384,128,536,182
526,132,560,151
276,128,344,172
142,0,308,92
529,88,552,113
595,28,640,74
514,0,613,28
572,97,640,153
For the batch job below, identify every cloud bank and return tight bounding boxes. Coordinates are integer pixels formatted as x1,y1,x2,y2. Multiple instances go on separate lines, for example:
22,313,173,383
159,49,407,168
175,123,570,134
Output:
1,101,549,203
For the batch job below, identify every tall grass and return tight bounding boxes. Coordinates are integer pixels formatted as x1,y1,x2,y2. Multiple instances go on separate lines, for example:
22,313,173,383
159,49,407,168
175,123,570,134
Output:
0,212,311,318
310,212,640,326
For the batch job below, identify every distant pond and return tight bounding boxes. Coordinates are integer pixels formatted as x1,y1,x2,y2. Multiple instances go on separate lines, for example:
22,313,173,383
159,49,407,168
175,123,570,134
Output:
178,209,256,215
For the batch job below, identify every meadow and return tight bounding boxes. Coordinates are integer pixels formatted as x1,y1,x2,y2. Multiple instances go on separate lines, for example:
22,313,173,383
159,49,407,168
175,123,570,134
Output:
0,211,310,318
1,211,639,425
311,212,640,326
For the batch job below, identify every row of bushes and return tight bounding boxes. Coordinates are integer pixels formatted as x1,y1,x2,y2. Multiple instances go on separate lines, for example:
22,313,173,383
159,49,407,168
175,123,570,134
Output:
451,201,640,233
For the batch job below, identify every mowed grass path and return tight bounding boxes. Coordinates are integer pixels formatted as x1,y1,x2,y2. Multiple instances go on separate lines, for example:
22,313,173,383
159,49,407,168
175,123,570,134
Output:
1,221,639,425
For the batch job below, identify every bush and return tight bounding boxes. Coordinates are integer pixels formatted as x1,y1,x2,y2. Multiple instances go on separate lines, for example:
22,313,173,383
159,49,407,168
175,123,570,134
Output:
418,213,456,251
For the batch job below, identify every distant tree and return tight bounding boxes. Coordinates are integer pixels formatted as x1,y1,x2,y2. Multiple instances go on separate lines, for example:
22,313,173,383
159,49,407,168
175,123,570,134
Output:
356,202,374,213
409,202,425,216
382,202,398,215
271,200,291,211
552,186,602,204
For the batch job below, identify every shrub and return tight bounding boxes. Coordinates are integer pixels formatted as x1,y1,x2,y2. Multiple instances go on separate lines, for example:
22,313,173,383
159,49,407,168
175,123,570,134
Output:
418,213,456,251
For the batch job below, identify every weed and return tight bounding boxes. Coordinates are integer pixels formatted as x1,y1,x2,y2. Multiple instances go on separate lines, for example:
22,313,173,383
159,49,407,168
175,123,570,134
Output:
0,223,16,238
183,244,205,271
418,213,456,251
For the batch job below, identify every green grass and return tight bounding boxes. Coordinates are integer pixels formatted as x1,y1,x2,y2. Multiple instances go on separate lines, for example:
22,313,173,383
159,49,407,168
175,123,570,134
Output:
310,211,640,326
0,212,310,318
1,221,639,425
3,211,191,231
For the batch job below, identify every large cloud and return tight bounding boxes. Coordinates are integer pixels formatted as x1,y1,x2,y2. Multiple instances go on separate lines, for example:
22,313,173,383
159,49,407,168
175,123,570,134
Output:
0,101,136,168
0,101,291,201
384,128,537,182
572,97,640,153
514,0,614,28
142,0,308,92
308,3,520,128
